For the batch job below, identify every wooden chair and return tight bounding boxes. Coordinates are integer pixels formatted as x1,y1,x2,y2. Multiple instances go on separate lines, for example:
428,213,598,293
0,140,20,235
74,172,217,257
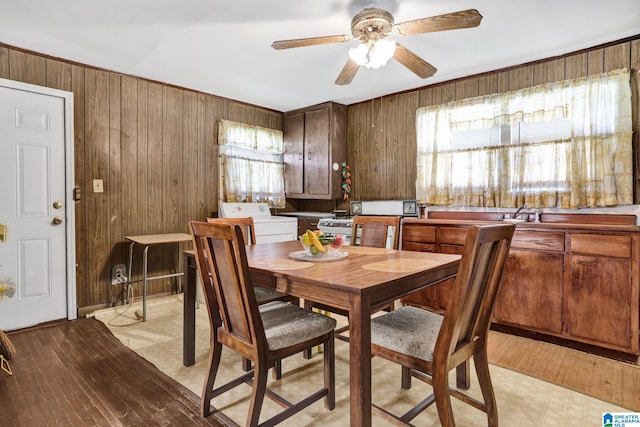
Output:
369,223,515,427
206,217,298,378
350,215,401,250
190,221,336,425
303,215,400,357
207,217,297,305
350,215,401,310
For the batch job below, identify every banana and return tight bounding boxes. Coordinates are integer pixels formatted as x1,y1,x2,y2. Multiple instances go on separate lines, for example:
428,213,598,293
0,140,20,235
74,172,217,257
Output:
307,230,327,253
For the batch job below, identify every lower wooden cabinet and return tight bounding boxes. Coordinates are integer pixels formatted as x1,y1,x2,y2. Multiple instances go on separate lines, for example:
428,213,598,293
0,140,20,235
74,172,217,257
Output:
493,230,565,334
401,225,466,313
494,249,564,334
565,233,639,353
296,217,319,236
400,219,640,356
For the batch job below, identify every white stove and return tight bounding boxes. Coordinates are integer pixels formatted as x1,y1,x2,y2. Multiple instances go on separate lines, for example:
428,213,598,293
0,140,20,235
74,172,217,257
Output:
317,218,353,236
317,200,420,247
218,202,298,243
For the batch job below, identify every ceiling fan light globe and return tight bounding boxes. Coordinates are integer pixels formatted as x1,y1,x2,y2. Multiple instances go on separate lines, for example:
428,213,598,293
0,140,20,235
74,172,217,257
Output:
349,43,370,66
366,39,396,68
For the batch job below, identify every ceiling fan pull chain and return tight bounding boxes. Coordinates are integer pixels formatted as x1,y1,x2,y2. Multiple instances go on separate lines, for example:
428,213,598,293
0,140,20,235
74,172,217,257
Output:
371,98,375,128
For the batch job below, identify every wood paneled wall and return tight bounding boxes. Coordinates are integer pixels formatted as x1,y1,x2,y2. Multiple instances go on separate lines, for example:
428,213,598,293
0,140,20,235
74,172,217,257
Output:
345,38,640,206
1,36,637,311
0,44,281,311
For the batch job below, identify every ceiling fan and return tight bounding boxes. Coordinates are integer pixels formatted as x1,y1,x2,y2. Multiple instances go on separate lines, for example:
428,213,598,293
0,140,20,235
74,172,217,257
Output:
271,8,482,85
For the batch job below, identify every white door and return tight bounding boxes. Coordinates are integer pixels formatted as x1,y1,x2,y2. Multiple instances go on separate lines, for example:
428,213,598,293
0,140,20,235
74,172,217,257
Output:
0,80,76,331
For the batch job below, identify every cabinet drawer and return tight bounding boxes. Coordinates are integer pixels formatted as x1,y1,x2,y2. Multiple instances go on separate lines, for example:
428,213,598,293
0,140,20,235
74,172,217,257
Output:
297,218,319,236
402,225,436,244
511,230,565,252
570,233,632,258
402,242,435,252
437,227,468,245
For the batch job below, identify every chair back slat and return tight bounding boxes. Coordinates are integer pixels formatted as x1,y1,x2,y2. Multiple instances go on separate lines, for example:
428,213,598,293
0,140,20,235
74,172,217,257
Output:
351,215,401,249
191,229,223,330
436,224,515,360
190,221,264,354
207,217,257,245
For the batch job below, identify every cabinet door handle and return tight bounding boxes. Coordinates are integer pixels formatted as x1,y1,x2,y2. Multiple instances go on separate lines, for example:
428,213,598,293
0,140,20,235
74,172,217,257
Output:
577,260,597,267
307,153,311,160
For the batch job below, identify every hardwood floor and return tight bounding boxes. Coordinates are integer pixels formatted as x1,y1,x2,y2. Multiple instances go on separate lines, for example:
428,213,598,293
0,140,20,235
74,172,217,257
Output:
2,313,637,426
0,319,225,427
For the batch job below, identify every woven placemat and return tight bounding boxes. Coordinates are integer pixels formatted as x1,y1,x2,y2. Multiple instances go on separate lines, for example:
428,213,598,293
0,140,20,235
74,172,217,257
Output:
250,258,313,270
362,258,442,273
345,247,394,255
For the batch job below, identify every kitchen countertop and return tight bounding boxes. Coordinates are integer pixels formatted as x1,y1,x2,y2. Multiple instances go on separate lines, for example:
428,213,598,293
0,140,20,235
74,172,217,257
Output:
276,211,333,219
403,218,640,232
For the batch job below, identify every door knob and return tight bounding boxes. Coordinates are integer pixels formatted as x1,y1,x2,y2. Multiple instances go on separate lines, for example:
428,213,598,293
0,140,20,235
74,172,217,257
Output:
53,201,63,209
52,216,64,225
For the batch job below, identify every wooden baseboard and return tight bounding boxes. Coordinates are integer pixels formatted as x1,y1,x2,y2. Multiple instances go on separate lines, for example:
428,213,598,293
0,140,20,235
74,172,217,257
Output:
490,323,639,364
78,291,177,318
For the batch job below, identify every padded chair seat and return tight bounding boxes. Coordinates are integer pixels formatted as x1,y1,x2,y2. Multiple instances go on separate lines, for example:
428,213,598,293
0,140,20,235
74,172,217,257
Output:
260,301,337,350
371,306,442,363
254,287,290,304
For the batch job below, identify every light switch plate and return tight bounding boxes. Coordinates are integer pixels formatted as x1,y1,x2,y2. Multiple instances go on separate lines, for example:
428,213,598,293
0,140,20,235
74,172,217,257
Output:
93,179,104,193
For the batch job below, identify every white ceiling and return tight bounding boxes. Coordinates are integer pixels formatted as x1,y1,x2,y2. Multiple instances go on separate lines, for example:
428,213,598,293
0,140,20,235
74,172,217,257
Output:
1,0,639,112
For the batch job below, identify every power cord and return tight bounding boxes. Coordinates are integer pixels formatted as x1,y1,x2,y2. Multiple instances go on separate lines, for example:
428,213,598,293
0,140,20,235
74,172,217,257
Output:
107,276,142,327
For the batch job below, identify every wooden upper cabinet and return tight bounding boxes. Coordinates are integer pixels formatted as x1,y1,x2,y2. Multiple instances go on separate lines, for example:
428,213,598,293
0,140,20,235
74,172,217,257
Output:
283,112,304,195
283,102,347,199
304,108,330,195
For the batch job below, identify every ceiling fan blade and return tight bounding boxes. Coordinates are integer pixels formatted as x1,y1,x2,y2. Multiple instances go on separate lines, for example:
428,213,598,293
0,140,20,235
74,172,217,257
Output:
271,35,352,50
393,43,437,79
394,9,482,36
335,58,360,85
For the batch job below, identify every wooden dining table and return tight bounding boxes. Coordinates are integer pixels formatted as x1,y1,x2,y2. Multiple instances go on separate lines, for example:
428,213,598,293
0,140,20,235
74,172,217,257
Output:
183,240,461,427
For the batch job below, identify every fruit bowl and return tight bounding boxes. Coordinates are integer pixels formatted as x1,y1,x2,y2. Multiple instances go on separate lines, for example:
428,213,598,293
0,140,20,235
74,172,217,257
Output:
299,230,344,257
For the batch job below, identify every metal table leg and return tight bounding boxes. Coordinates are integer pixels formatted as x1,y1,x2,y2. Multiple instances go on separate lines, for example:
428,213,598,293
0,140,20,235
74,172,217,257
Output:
142,244,149,321
127,241,135,304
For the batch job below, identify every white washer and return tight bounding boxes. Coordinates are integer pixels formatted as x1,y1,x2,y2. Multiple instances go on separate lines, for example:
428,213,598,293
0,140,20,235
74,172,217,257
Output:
218,203,298,243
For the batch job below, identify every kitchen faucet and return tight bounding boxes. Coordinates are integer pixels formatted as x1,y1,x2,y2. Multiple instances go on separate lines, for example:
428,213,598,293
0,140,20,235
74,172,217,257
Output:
512,204,527,219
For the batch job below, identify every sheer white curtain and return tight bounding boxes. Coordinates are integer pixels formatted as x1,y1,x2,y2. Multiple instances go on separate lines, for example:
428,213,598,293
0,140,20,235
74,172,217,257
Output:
416,69,633,209
218,120,286,207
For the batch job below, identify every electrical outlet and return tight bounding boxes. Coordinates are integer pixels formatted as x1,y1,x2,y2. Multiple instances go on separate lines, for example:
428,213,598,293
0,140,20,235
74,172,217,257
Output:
111,264,127,285
93,179,104,193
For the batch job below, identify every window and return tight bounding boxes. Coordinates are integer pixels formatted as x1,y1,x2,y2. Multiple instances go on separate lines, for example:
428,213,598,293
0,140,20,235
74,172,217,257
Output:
218,119,286,207
416,69,633,209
